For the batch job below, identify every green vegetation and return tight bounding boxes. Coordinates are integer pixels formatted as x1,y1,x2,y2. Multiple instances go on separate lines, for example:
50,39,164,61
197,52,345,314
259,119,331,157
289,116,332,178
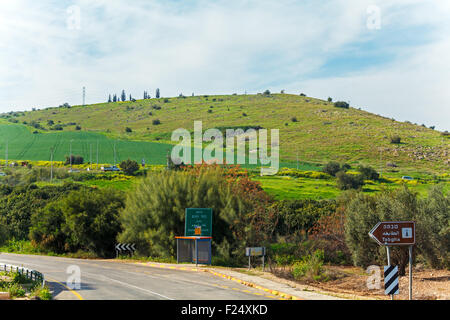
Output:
1,93,447,174
0,270,52,300
345,185,449,274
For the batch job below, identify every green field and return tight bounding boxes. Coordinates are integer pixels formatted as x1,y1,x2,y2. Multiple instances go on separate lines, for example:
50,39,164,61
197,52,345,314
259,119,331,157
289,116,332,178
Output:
0,122,174,165
4,93,448,174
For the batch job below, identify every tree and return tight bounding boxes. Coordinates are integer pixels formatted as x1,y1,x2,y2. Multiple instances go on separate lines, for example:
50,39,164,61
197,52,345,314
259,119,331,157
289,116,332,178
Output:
119,159,140,175
60,188,124,257
121,90,126,102
334,101,349,109
125,127,132,133
336,171,364,190
343,186,449,273
322,161,349,177
118,165,272,263
113,94,117,102
108,94,112,103
327,97,332,102
390,135,401,144
357,165,379,181
65,155,84,165
156,88,160,99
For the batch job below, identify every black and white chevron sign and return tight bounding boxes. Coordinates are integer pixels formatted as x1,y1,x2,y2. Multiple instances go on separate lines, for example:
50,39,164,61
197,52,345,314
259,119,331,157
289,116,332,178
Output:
384,265,399,295
115,243,136,252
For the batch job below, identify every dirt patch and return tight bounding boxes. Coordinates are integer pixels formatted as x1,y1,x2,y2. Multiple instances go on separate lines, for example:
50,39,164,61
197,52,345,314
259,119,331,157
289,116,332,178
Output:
269,265,449,300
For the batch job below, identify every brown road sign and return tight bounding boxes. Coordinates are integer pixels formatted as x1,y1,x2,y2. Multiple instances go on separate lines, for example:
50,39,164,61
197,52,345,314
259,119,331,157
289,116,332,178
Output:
369,221,415,246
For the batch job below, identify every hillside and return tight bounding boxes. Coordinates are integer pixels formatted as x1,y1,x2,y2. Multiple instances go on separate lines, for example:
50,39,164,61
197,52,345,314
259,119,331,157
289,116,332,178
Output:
2,93,448,174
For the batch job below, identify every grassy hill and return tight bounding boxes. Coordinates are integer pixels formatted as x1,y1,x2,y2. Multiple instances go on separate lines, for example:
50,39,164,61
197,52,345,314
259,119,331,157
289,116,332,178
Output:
2,93,448,174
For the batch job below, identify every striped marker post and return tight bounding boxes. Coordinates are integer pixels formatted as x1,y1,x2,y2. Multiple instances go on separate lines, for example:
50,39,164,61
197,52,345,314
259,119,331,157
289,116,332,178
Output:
384,265,399,298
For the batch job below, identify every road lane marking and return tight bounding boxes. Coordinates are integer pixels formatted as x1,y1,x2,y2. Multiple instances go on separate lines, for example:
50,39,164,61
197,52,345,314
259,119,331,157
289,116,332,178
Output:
84,272,173,300
46,276,84,300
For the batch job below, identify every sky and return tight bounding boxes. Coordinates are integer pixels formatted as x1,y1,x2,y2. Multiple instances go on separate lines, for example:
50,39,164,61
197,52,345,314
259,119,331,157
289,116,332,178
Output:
0,0,449,131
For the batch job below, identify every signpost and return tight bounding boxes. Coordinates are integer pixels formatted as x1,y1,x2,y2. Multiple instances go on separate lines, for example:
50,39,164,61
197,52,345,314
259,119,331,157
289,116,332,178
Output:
115,243,136,257
245,247,266,271
369,221,415,300
185,208,213,237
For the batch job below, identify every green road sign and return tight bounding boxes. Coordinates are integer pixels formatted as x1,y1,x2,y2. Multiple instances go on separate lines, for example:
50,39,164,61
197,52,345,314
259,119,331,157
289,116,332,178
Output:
185,208,212,237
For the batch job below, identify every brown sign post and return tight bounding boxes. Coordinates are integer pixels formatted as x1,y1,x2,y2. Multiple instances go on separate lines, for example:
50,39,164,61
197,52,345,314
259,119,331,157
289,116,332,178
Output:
369,221,415,246
369,221,415,300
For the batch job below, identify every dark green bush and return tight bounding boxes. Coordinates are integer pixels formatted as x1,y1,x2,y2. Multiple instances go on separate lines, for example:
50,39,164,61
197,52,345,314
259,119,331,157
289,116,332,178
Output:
336,172,364,190
119,159,139,175
334,101,349,109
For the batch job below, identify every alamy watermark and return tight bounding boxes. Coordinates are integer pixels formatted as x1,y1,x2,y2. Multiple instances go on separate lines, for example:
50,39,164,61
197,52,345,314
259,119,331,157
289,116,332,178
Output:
171,121,279,175
66,5,81,30
366,5,381,30
66,265,81,290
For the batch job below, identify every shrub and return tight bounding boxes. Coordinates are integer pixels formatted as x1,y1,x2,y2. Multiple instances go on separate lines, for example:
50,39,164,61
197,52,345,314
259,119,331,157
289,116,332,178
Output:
119,159,139,175
291,249,327,282
263,90,271,95
390,135,401,144
65,155,84,165
75,125,81,130
125,127,132,133
336,171,364,190
357,165,380,181
327,97,332,102
31,188,125,257
334,101,349,109
291,117,298,122
152,119,161,125
322,161,349,177
344,186,449,273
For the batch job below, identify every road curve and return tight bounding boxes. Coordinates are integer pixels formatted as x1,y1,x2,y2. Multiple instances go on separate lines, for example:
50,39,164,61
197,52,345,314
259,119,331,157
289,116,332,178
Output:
0,253,277,300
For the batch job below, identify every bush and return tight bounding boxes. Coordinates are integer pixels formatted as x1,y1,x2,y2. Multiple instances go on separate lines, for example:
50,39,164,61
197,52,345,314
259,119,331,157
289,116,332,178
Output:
75,125,81,130
357,165,380,181
327,97,332,102
152,119,161,125
119,159,139,175
344,186,449,273
31,188,125,257
322,161,349,177
390,135,401,144
334,101,349,109
336,171,364,190
65,155,84,165
291,249,327,282
291,117,298,122
125,127,132,133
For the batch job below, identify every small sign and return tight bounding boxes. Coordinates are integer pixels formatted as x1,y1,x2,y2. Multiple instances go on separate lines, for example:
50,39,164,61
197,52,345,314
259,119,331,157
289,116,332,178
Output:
185,208,212,237
369,221,415,246
384,265,399,295
245,247,266,257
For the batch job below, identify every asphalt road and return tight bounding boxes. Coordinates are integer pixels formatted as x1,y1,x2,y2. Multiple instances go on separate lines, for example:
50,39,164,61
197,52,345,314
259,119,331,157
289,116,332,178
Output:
0,253,277,300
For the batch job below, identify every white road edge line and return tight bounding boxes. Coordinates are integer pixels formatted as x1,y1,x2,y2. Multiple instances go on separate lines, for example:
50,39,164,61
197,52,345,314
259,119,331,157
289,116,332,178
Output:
84,272,174,300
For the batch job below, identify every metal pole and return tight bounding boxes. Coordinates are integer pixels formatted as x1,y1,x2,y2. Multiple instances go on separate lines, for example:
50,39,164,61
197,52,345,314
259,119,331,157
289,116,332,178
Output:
386,246,393,300
177,239,179,264
195,238,198,267
50,147,54,181
409,245,413,300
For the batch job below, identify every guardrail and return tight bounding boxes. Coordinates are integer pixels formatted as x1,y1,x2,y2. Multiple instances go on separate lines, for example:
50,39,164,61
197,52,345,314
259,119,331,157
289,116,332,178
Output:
0,263,45,288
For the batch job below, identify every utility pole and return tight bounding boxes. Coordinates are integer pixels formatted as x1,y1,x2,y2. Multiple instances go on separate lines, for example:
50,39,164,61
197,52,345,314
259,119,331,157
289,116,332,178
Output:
82,86,86,106
5,139,8,167
50,147,54,182
96,140,99,170
70,139,74,170
113,142,116,166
